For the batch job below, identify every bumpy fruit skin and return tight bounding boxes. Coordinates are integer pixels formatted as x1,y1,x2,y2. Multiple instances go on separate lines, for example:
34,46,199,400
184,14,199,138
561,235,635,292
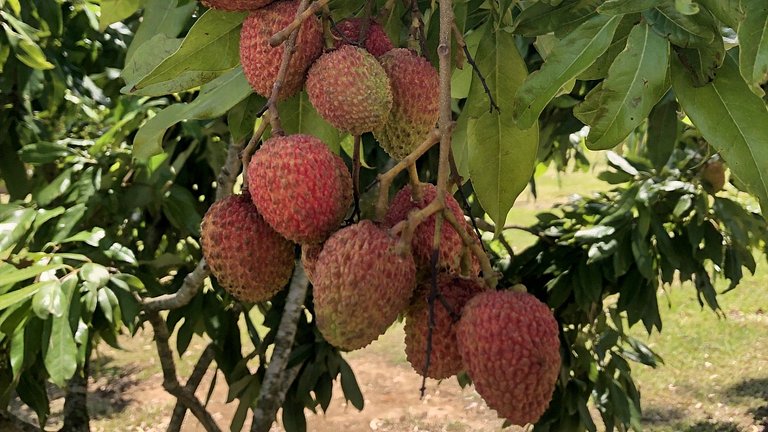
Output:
385,183,479,275
332,18,394,57
456,290,561,426
306,46,393,135
201,195,295,303
248,134,352,244
405,275,485,379
313,221,417,350
374,49,439,160
240,1,323,100
202,0,274,10
300,243,322,283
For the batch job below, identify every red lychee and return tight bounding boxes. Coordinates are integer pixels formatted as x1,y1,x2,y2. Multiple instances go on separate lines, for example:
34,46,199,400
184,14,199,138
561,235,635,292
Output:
332,18,394,57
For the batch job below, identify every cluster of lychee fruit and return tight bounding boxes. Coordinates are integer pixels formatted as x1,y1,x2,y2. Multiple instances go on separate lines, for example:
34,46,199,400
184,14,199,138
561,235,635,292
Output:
198,0,561,426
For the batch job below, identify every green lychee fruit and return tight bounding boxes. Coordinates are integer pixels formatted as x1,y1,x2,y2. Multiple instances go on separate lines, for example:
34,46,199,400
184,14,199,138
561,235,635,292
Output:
202,0,274,11
374,49,439,160
240,0,323,100
404,274,486,379
384,183,480,275
332,18,394,57
201,194,295,303
247,134,352,244
313,220,417,350
456,290,561,426
306,46,393,136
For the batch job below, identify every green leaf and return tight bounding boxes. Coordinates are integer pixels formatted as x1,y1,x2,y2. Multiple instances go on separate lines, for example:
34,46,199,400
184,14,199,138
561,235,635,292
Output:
339,359,364,410
162,185,202,236
279,92,344,154
133,67,252,160
578,14,639,80
646,94,679,169
121,34,183,92
31,280,64,319
0,264,65,289
597,0,664,15
228,94,266,143
44,314,78,388
0,206,36,253
673,38,725,86
643,4,718,48
513,14,623,129
737,0,768,93
513,0,602,37
0,282,46,310
99,0,142,31
671,55,768,217
18,142,74,164
126,0,196,61
0,20,54,70
466,28,539,235
80,263,110,291
575,24,670,150
697,0,745,29
128,9,246,96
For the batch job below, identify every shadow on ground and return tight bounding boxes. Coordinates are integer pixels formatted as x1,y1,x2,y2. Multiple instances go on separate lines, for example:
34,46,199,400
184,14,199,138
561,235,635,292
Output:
725,377,768,430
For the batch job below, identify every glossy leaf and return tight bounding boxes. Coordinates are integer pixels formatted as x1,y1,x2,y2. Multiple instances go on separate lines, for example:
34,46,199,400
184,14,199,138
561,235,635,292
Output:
513,14,623,129
44,314,78,388
31,280,64,319
575,24,670,150
671,55,768,217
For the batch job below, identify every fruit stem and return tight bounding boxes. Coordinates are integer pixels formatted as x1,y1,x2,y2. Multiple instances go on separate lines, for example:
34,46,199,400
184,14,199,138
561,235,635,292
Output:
443,209,498,289
352,135,362,220
241,115,271,191
374,128,441,221
269,0,331,47
407,164,423,201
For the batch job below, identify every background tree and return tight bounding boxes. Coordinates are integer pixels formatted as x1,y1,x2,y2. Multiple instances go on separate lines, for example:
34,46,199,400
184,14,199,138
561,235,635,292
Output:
1,0,767,431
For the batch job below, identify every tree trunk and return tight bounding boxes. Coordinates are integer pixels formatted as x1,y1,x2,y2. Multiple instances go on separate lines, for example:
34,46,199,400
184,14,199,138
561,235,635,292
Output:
60,346,90,432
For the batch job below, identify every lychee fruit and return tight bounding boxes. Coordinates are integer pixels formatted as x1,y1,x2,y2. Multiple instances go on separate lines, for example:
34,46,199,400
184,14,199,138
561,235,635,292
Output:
332,18,394,57
313,220,417,351
306,46,393,136
701,159,726,193
374,49,439,160
202,0,274,11
201,194,295,303
248,134,352,244
240,0,323,100
300,242,322,283
456,290,561,426
384,183,479,275
404,274,486,379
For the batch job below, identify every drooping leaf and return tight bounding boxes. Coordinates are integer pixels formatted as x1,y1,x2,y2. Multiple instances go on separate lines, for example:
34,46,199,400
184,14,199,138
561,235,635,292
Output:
513,0,602,37
645,93,679,169
133,67,252,160
671,55,768,217
737,0,768,93
44,314,78,388
466,27,539,235
513,14,623,129
575,23,670,150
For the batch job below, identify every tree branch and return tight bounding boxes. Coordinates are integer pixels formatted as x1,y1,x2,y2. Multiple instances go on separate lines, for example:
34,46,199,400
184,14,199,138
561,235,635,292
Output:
146,311,222,432
269,0,330,47
250,265,310,432
241,115,272,191
375,129,441,221
167,344,217,432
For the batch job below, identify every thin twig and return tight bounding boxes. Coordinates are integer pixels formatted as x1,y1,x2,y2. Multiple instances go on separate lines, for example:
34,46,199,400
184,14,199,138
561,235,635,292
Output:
241,115,271,191
146,311,222,432
352,135,362,220
143,260,209,312
269,0,331,47
451,21,499,113
250,265,310,432
167,344,217,432
407,164,423,201
261,0,313,135
375,129,441,221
